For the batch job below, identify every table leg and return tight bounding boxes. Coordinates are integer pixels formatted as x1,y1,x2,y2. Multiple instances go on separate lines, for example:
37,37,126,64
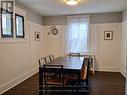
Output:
39,68,44,95
92,56,95,74
76,72,80,93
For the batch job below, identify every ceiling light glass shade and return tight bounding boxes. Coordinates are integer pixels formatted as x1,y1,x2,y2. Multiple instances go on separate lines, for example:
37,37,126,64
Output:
66,0,78,5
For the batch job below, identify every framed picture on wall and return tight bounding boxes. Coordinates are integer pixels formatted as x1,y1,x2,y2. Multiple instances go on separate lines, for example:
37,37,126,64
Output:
35,32,40,41
104,31,113,40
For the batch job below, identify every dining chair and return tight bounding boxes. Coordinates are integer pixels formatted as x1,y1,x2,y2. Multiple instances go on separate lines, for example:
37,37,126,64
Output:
51,54,55,60
80,58,90,86
43,65,69,93
38,57,47,67
49,54,55,62
68,52,80,57
45,56,51,63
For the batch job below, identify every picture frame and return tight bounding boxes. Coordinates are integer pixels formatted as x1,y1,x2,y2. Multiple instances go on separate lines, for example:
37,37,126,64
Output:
35,32,40,41
104,31,113,40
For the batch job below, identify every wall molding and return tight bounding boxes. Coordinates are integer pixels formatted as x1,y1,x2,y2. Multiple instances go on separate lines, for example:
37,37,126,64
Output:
97,66,119,72
29,21,43,28
43,12,122,25
0,68,38,94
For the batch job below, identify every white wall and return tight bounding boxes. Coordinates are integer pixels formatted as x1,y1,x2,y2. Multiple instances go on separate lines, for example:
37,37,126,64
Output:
121,8,127,77
43,23,121,72
15,2,43,25
0,7,44,95
122,8,127,95
91,23,121,72
44,25,66,58
121,20,127,76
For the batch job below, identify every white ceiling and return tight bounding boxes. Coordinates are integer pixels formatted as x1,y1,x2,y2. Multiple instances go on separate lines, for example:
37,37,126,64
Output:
16,0,127,16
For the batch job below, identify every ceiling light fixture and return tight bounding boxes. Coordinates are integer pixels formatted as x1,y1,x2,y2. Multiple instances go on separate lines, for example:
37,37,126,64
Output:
66,0,78,5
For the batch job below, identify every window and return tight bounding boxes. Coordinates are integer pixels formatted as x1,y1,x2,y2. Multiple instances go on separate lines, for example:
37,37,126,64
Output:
15,14,25,38
0,1,25,39
66,16,90,53
1,1,13,38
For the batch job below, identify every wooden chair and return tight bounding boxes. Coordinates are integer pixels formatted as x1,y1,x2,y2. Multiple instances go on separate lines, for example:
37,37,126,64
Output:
68,52,80,57
45,56,51,63
49,54,55,62
51,54,54,60
43,65,69,93
38,57,47,67
80,58,90,85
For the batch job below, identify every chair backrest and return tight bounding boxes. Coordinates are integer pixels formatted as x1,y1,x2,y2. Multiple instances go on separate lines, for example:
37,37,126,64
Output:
51,54,54,60
43,65,64,85
39,55,54,66
81,57,92,80
38,57,47,67
81,66,87,80
45,56,51,63
49,54,55,62
68,52,80,57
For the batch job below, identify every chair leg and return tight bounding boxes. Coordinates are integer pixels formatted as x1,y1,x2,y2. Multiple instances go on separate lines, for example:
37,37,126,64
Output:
72,80,75,92
86,79,88,85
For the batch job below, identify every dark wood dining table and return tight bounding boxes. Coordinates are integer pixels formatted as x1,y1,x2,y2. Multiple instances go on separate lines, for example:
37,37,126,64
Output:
39,57,88,94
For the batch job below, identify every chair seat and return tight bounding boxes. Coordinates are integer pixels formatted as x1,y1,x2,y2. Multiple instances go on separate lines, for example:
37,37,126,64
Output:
46,77,69,85
68,66,87,80
68,74,77,80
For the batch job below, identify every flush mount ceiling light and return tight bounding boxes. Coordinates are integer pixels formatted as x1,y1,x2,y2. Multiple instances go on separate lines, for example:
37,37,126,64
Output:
66,0,78,5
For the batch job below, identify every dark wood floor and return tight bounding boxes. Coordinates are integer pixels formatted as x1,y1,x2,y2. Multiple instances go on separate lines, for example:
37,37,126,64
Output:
2,72,125,95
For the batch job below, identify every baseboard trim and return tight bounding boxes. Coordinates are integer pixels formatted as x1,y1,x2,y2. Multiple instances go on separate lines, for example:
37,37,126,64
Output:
0,68,38,94
96,66,119,72
120,69,126,78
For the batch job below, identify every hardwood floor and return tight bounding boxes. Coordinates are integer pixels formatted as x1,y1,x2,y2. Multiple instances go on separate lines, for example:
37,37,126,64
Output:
2,72,125,95
90,72,125,95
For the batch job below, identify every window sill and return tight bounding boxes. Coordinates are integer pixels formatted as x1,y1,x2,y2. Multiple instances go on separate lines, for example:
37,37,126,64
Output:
0,38,27,44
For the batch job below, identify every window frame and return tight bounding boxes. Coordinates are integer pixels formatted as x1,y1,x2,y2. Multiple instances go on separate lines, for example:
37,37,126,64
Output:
15,14,25,38
1,3,13,38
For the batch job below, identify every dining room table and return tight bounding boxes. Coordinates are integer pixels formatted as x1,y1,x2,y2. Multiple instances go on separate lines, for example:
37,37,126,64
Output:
39,57,89,94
